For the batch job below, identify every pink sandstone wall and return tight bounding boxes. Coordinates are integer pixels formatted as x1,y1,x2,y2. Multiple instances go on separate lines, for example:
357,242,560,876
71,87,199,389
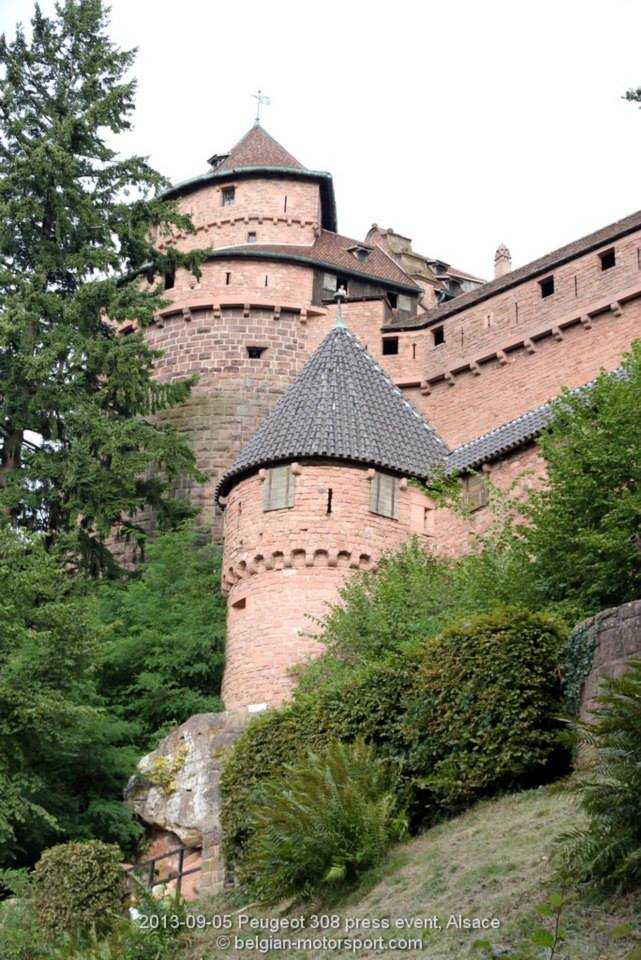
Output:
221,461,435,709
158,177,321,252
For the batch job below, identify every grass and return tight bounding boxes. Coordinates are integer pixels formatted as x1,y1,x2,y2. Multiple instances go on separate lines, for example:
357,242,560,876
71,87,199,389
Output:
182,785,641,959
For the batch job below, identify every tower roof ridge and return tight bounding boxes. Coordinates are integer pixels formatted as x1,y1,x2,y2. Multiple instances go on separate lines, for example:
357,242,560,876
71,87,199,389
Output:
215,326,449,500
214,124,305,174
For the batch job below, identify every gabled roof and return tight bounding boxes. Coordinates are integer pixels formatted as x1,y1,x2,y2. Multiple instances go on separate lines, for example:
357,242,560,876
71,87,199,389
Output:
216,325,449,499
385,206,641,331
214,123,305,173
209,230,421,293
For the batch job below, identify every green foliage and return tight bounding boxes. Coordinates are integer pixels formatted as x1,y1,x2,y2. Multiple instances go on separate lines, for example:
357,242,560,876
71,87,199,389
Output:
561,621,599,715
0,529,141,869
222,607,566,872
474,893,566,960
515,344,641,614
405,607,567,813
33,841,124,938
95,528,225,750
221,661,415,863
240,739,407,904
296,537,543,693
0,0,204,574
558,659,641,894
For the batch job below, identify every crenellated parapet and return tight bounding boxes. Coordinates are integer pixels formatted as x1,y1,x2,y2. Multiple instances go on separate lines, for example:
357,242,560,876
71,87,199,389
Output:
222,543,377,594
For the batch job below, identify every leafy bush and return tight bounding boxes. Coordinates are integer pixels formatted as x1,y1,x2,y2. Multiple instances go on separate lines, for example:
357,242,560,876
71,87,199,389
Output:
95,526,225,750
240,739,407,904
33,841,125,938
222,607,566,870
405,607,567,813
559,659,641,894
221,662,416,863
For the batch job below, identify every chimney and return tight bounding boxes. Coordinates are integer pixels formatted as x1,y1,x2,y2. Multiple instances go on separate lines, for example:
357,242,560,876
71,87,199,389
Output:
494,243,512,278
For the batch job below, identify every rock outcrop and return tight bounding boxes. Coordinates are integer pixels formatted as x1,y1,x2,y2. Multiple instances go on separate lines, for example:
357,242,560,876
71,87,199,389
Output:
125,710,249,895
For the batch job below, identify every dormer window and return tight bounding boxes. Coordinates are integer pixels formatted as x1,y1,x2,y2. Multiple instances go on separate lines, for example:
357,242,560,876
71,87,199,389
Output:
262,465,295,511
349,246,371,262
221,186,235,207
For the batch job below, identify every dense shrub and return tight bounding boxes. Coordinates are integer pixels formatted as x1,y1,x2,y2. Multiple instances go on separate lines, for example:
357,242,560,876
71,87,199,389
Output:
222,606,567,871
221,663,416,862
96,527,225,750
559,659,641,894
33,841,125,938
404,607,567,813
241,739,406,904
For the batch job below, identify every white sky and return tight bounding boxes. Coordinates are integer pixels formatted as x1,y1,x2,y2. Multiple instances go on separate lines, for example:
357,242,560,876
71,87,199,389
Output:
2,0,641,279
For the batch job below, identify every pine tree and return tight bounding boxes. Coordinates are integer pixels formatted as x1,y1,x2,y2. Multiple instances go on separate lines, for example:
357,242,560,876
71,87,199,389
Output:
0,0,203,573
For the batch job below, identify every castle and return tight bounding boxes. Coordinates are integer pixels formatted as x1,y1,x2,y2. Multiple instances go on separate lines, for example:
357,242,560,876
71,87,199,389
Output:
144,121,641,714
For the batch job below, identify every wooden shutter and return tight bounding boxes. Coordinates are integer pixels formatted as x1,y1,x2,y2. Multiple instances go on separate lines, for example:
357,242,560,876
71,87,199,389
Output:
369,472,399,519
461,475,488,511
263,465,295,511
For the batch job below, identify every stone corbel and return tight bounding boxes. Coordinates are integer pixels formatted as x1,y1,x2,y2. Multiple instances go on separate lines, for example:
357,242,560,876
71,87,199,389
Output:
444,372,456,386
182,308,192,322
243,304,250,318
366,468,376,480
273,306,281,322
258,468,267,482
496,350,509,365
419,380,431,395
470,361,482,375
291,462,302,475
299,309,308,325
399,478,408,490
551,326,563,341
580,314,593,329
523,338,536,354
610,301,623,317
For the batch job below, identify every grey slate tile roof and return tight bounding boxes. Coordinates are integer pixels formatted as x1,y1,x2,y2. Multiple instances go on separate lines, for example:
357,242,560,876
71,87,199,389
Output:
446,367,626,472
215,325,450,499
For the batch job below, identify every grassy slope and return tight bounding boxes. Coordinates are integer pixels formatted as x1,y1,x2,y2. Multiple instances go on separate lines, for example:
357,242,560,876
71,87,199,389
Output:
185,786,641,960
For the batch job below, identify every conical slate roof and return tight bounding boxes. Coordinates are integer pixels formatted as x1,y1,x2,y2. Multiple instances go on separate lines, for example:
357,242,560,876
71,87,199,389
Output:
216,124,305,173
216,326,450,500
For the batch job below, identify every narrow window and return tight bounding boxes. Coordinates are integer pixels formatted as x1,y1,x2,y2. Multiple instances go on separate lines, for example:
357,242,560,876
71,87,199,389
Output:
225,272,231,285
461,474,489,512
323,272,338,294
264,275,269,287
221,186,235,206
382,336,399,355
574,275,578,297
263,465,295,511
283,196,288,213
412,343,416,359
599,248,616,271
539,276,554,298
326,488,333,515
164,268,175,291
369,471,399,519
432,325,445,346
246,346,267,359
247,231,257,244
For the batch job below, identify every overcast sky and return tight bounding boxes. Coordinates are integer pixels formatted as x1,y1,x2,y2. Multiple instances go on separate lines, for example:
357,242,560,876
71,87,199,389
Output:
2,0,641,279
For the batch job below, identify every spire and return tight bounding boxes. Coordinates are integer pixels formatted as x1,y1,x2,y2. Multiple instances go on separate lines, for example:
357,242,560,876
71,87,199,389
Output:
211,125,305,174
216,327,449,499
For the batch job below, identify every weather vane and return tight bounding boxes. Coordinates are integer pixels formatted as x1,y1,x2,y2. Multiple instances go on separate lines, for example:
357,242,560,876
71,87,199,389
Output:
253,89,271,124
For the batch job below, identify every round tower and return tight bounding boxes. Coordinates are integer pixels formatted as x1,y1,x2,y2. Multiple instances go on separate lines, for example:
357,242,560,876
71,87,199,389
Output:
144,124,337,537
216,325,447,712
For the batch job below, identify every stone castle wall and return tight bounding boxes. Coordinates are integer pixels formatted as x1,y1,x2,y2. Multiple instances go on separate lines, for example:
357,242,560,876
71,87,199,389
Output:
221,461,435,710
574,600,641,719
159,177,321,252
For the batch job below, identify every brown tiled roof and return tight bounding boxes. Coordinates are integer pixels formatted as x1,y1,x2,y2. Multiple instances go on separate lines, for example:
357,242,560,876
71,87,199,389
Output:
215,124,305,173
385,207,641,330
210,231,420,292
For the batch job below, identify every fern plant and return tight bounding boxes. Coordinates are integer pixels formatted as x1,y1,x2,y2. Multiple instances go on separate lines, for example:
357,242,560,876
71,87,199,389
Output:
239,739,407,904
558,658,641,894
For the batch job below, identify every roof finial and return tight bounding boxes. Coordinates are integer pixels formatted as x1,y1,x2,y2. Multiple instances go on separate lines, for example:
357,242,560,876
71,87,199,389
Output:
334,286,347,327
494,242,512,278
252,89,271,125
